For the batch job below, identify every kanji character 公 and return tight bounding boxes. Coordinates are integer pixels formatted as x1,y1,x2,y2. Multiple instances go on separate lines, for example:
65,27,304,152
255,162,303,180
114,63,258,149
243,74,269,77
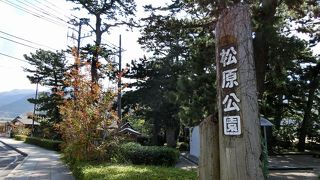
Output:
222,93,240,112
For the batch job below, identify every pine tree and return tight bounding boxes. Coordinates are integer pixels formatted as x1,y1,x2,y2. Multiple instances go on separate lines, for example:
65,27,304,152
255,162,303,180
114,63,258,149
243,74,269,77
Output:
24,49,68,124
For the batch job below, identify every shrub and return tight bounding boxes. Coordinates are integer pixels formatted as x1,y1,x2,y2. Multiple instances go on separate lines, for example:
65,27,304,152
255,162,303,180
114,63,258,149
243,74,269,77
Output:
25,137,63,151
58,55,117,161
136,136,151,146
178,142,190,152
12,127,31,136
120,142,180,166
14,135,28,141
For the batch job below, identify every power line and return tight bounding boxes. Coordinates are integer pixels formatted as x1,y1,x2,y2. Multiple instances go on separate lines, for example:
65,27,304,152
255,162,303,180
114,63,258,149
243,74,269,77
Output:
15,0,70,24
0,35,38,49
0,52,28,63
1,0,66,26
0,0,67,27
34,0,77,21
0,30,57,51
0,31,75,59
0,34,76,60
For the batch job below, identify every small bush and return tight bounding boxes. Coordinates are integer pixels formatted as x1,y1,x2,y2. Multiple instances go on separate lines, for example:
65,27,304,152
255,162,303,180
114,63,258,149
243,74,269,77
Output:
136,136,151,146
12,127,31,136
120,142,180,166
14,135,28,141
178,142,190,152
25,137,63,151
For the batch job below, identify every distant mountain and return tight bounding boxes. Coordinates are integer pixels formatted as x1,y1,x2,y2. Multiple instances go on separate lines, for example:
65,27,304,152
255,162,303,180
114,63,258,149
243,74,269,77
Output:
0,89,35,118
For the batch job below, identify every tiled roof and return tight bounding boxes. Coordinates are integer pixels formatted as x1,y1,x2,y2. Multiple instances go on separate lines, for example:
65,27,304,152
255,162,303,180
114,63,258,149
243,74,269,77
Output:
13,116,40,125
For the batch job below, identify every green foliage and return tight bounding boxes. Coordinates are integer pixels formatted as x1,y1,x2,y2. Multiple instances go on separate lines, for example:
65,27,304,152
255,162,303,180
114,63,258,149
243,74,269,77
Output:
123,113,150,136
36,118,61,140
120,142,180,166
132,0,320,154
274,123,298,151
100,135,128,164
123,57,181,145
178,142,190,152
123,2,216,145
12,127,31,136
24,49,68,124
70,163,197,180
137,3,217,127
24,137,63,151
14,135,28,141
136,136,151,146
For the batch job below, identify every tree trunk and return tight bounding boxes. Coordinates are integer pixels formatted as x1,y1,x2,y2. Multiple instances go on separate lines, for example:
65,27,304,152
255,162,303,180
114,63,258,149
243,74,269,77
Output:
274,94,284,130
92,14,102,83
216,4,264,179
297,82,318,151
199,115,220,180
253,0,277,97
166,127,177,148
297,63,320,152
151,118,160,145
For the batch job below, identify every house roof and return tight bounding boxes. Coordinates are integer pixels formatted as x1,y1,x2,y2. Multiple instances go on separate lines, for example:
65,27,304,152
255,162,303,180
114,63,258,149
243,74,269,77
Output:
0,118,12,123
119,127,141,136
119,122,133,130
12,116,40,125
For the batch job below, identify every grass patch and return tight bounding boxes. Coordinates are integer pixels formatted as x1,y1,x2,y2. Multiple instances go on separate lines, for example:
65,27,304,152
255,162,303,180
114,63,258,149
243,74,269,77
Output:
73,163,197,180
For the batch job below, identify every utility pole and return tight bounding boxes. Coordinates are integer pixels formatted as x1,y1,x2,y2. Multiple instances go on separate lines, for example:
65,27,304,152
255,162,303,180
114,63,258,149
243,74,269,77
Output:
117,35,122,123
31,76,39,137
215,4,263,179
68,18,91,58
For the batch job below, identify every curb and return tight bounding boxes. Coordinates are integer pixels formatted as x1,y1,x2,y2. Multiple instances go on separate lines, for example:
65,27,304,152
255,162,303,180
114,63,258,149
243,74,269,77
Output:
0,140,28,157
0,139,29,178
180,153,198,166
269,166,314,171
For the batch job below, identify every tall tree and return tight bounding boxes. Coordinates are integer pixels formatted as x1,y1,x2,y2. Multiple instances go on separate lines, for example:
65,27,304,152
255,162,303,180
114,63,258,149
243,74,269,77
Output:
139,1,217,126
195,0,319,95
24,49,68,123
295,61,320,151
123,57,182,147
125,0,320,150
67,0,136,83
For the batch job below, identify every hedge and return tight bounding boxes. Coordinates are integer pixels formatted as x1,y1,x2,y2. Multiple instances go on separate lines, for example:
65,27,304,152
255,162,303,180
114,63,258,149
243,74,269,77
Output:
120,142,180,166
24,137,63,151
14,135,28,141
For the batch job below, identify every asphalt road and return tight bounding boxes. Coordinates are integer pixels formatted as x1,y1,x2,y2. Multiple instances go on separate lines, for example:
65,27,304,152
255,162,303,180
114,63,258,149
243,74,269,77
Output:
0,142,24,178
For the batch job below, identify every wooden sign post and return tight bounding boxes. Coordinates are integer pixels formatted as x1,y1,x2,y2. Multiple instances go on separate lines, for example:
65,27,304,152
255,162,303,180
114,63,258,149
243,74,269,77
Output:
216,4,264,179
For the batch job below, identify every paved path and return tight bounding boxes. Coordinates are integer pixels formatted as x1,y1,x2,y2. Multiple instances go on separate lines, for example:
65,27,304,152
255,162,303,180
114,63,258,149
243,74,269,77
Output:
0,137,74,180
175,155,198,171
268,155,320,180
176,153,320,179
0,142,24,178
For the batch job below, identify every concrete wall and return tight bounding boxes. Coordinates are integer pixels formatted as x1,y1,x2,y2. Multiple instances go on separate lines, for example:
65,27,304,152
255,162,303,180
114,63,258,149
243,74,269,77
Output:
190,126,200,158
